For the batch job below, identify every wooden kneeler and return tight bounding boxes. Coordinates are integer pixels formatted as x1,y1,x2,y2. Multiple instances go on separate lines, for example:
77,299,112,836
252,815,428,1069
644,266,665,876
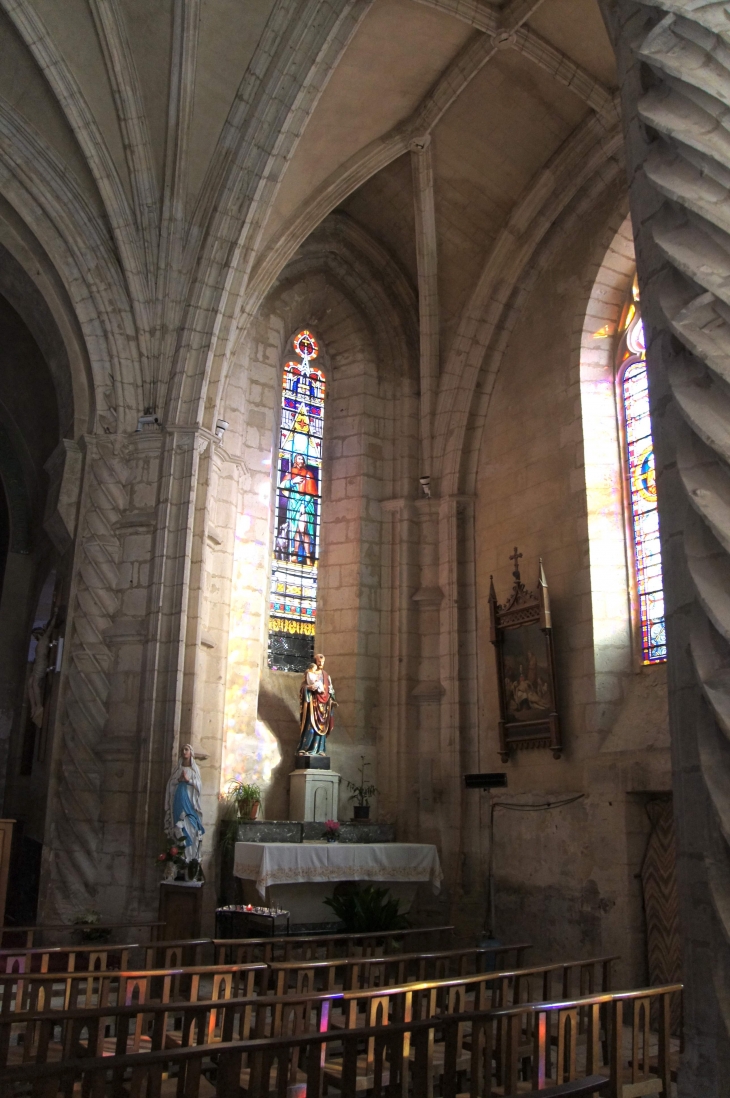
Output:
504,1077,609,1097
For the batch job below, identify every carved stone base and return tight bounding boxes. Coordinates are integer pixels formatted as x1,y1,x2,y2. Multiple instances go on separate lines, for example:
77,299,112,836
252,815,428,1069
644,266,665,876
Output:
289,770,340,822
294,755,331,770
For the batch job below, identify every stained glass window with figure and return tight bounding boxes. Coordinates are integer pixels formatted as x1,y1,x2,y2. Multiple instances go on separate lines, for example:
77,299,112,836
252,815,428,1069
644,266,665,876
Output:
268,330,325,672
618,281,667,664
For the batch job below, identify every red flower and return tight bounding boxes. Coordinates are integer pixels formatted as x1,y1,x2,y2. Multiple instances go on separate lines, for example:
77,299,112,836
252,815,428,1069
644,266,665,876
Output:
170,846,179,856
157,853,166,861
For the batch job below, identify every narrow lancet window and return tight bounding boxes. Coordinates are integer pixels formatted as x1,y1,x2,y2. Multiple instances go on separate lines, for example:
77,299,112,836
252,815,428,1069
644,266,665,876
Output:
267,330,325,672
618,285,666,663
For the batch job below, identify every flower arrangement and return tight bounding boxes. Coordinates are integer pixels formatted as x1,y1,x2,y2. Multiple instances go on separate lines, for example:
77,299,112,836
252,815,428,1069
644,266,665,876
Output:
157,839,187,879
323,819,340,842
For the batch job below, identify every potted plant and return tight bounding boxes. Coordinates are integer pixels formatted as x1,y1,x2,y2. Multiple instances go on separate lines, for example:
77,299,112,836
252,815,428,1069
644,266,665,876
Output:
323,819,340,843
72,909,112,943
347,757,378,821
323,884,408,932
227,780,262,820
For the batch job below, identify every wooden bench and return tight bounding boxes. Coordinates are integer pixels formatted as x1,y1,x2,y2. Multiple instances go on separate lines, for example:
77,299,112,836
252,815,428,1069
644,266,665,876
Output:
0,922,164,949
0,983,681,1097
269,942,531,995
141,938,211,969
506,1080,609,1097
0,962,267,1014
0,926,452,974
213,924,455,964
0,942,141,975
0,955,617,1081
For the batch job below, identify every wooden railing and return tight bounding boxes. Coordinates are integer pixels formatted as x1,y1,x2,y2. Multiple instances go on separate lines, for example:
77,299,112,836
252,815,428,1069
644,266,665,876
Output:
0,922,164,948
0,926,457,975
0,954,617,1069
0,962,267,1014
0,942,140,975
0,983,681,1097
213,923,456,964
269,943,531,994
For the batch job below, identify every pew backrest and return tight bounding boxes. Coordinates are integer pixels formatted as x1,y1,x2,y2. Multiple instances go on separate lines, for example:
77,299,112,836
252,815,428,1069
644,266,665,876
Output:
142,939,211,969
213,924,455,965
0,943,139,976
0,952,618,1075
0,983,682,1098
0,923,164,949
0,962,267,1014
269,942,531,994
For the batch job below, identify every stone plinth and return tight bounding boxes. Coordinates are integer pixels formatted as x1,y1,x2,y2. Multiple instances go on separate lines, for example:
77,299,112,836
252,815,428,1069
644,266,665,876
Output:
234,820,396,844
301,821,395,843
158,881,204,941
289,770,340,822
236,820,303,843
294,755,331,770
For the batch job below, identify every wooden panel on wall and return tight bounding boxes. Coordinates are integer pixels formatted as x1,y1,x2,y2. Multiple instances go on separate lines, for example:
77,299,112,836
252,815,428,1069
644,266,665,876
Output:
0,821,15,923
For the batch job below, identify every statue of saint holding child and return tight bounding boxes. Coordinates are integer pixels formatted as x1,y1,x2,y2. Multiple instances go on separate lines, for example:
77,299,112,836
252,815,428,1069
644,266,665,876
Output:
296,653,337,757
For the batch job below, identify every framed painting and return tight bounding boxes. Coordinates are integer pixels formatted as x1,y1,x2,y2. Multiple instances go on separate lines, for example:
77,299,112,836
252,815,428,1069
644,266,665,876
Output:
488,549,562,761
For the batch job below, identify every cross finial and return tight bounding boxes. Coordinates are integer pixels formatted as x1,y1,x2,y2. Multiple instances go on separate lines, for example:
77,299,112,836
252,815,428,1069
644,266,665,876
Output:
510,546,522,581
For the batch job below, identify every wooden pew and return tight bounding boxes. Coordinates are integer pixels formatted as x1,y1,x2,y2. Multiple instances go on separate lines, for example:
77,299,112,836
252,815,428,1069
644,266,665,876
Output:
0,938,212,977
213,923,455,965
0,922,164,949
0,942,140,975
142,938,211,968
269,942,531,995
0,955,617,1078
0,962,267,1015
0,925,451,976
0,983,682,1098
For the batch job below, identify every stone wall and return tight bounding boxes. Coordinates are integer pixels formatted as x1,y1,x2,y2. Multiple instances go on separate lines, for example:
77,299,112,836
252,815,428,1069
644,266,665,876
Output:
473,182,671,989
600,1,730,1088
220,216,418,829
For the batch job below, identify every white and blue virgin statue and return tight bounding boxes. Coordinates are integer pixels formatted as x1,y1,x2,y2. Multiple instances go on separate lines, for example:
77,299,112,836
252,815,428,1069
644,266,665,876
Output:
164,744,205,864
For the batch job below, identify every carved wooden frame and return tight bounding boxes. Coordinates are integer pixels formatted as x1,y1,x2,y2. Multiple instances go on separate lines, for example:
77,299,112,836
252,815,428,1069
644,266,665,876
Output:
488,550,562,762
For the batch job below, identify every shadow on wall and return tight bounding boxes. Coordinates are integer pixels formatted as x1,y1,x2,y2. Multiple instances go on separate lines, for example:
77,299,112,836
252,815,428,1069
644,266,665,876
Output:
258,669,301,820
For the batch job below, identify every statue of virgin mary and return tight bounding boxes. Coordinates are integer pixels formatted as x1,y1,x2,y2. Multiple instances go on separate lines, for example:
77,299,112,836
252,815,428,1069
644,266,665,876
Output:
164,744,205,864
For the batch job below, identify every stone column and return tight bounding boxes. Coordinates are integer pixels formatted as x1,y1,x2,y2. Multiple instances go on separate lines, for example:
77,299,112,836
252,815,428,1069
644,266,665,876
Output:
603,1,730,1089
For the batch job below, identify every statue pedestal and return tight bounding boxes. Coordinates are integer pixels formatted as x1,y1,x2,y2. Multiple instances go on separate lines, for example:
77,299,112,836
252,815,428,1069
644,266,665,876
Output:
158,880,204,941
289,770,340,822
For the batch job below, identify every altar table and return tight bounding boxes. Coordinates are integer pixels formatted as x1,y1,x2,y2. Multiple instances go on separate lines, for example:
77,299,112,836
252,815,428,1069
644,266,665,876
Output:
233,842,442,925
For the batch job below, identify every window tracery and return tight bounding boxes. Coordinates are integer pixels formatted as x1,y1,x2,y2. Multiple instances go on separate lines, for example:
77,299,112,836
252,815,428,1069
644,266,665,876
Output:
617,282,667,664
267,330,325,672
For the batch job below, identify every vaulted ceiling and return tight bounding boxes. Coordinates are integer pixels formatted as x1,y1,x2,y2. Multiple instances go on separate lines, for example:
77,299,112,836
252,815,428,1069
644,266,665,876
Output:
0,0,620,451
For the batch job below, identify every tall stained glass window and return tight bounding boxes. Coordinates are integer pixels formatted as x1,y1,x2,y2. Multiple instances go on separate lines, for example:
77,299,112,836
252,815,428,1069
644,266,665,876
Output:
618,283,667,663
267,330,325,672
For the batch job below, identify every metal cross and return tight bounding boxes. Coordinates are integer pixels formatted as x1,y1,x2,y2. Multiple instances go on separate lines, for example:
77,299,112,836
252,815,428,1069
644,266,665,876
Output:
510,546,522,580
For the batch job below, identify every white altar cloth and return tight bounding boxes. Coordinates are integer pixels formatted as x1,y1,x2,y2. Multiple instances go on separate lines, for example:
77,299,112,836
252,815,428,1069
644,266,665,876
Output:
234,842,443,898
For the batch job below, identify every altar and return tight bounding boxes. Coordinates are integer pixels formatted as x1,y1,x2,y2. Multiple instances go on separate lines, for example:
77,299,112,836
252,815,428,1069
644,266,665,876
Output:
233,842,443,927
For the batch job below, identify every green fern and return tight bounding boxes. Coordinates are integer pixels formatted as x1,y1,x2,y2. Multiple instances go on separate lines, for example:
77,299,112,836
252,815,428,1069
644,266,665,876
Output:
323,884,409,933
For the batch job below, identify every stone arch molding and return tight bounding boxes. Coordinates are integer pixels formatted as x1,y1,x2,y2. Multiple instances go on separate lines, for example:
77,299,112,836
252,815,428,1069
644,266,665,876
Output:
438,111,625,500
576,211,636,727
268,214,419,380
218,220,418,818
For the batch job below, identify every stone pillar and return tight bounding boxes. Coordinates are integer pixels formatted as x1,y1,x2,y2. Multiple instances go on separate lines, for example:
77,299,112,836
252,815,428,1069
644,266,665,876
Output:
602,1,730,1089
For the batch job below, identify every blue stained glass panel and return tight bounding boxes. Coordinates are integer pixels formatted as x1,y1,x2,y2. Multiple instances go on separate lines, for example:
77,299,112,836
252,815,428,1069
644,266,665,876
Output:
621,335,667,663
268,331,325,672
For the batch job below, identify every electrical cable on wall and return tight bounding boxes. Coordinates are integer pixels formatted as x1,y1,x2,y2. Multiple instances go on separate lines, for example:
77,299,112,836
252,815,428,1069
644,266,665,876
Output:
486,793,586,937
